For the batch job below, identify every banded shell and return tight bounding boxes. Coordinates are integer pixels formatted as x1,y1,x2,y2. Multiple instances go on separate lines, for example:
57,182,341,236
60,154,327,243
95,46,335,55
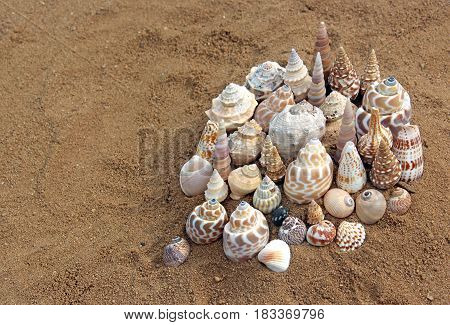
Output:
387,187,412,215
258,239,291,272
323,188,355,219
328,46,360,99
204,169,229,202
213,120,232,180
370,138,402,189
163,236,190,267
278,216,307,245
265,145,286,182
180,155,213,197
307,200,324,225
392,125,424,182
311,21,332,80
319,91,347,122
307,53,326,107
360,49,381,96
223,201,269,262
336,141,367,193
260,135,274,168
271,206,289,227
186,199,228,244
356,189,386,224
229,119,266,166
335,99,357,162
253,176,282,214
284,48,312,102
336,221,366,252
228,164,262,200
196,120,219,163
306,220,336,247
245,61,285,101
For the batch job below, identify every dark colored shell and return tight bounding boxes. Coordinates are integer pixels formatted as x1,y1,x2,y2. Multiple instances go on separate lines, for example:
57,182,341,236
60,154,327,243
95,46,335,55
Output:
271,206,289,227
278,217,307,245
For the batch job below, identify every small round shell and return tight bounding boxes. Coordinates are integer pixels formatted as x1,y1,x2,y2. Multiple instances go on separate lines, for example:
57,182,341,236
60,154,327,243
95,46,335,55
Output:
387,187,411,215
271,206,289,227
323,188,355,219
336,221,366,252
163,237,190,267
356,189,386,224
278,216,307,245
257,239,291,272
306,220,336,246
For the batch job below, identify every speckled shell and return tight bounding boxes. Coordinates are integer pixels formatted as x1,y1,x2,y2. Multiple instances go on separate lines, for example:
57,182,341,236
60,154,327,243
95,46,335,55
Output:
337,141,367,193
360,49,381,96
278,216,307,245
186,199,228,245
228,164,262,200
323,188,355,219
356,189,386,224
387,187,412,215
163,237,190,267
180,155,214,197
260,135,274,168
307,200,324,225
335,99,357,162
245,61,286,101
258,239,291,272
206,83,257,132
265,145,286,182
271,206,289,227
196,120,218,163
205,169,229,202
307,53,326,107
229,119,266,166
223,201,269,262
253,176,282,214
328,47,360,99
319,91,347,122
370,138,402,189
284,138,333,204
284,48,312,102
391,125,424,182
254,85,295,132
269,101,326,162
336,221,366,252
311,22,332,80
213,120,232,180
306,220,336,247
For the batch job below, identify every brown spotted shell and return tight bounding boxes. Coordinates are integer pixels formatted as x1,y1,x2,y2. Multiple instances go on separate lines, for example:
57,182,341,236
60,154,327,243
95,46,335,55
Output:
306,220,336,246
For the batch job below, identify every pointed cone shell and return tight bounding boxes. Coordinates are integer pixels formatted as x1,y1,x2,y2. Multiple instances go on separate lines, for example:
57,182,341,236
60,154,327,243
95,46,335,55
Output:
336,141,367,193
205,169,229,202
319,90,347,122
163,237,190,267
356,189,386,224
336,221,366,252
360,49,381,95
328,46,360,99
253,175,282,214
370,138,402,189
265,145,286,182
245,61,286,101
312,22,332,80
307,53,326,107
278,216,307,245
196,120,219,163
335,99,357,161
228,164,262,200
284,49,312,101
307,200,324,225
180,155,213,197
259,135,274,168
306,220,336,246
257,240,291,272
213,120,232,180
323,188,355,219
387,187,412,215
229,119,266,166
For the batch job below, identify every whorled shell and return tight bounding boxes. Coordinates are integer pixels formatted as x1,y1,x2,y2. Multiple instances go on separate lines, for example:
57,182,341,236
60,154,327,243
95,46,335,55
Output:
370,138,402,189
180,155,213,197
206,83,257,132
265,145,286,182
253,175,282,214
223,201,269,261
284,48,312,102
278,216,307,245
213,120,232,180
336,221,366,252
356,189,386,224
284,138,333,204
271,205,289,227
336,141,367,193
260,135,274,168
254,85,295,132
186,199,228,244
228,164,262,200
163,236,190,267
311,22,332,81
335,99,357,162
323,188,355,219
306,220,336,247
245,61,286,101
387,187,412,215
360,49,381,96
257,239,291,272
269,101,326,162
319,91,347,122
205,169,229,202
196,120,219,163
328,46,360,99
307,200,324,225
229,119,266,166
307,53,326,107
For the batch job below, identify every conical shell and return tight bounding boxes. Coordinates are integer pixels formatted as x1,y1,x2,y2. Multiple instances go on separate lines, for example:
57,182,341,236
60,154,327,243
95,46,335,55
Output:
370,138,402,189
213,120,232,180
336,221,366,252
163,236,190,267
335,99,357,161
360,49,381,96
328,46,360,99
245,61,286,101
311,22,332,81
336,141,367,193
205,169,229,202
253,175,282,214
180,155,214,197
356,189,386,224
323,188,355,219
223,201,269,261
228,164,262,200
229,119,266,166
387,187,412,215
307,200,324,225
257,239,291,272
319,91,347,122
278,216,307,245
306,220,336,247
265,145,286,182
259,135,274,168
307,53,326,107
284,138,333,204
196,120,219,163
284,49,312,102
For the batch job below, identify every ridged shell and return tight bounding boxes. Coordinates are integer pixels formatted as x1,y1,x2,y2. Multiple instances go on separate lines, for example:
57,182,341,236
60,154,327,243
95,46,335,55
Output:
323,188,355,219
180,155,213,197
213,120,232,180
163,237,190,267
356,189,386,224
306,220,336,246
245,61,286,101
229,119,266,166
284,48,312,102
335,99,357,161
205,169,229,202
311,22,332,80
360,49,381,96
257,239,291,272
337,141,367,193
328,47,360,99
307,200,324,225
319,91,347,122
253,176,282,214
228,164,262,200
387,187,412,215
370,138,402,189
336,221,366,252
223,201,269,261
271,206,289,227
278,216,307,245
265,145,286,182
259,135,274,168
196,120,218,163
308,53,326,107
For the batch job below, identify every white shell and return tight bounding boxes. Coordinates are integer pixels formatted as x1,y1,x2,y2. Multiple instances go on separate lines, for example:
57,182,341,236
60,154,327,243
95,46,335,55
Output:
336,141,367,193
257,239,291,272
319,91,347,121
205,169,229,202
323,188,355,219
284,49,312,101
180,155,213,197
245,61,286,101
253,175,282,214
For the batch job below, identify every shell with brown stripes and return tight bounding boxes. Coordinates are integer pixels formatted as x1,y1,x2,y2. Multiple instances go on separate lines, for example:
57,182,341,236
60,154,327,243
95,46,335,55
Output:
336,141,366,193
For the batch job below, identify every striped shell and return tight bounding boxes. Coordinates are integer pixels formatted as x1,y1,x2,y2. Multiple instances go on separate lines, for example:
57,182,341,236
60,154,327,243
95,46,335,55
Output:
245,61,286,101
387,187,412,215
163,237,190,267
360,49,381,96
306,220,336,247
335,99,357,162
213,120,232,180
336,141,367,193
229,119,266,166
284,48,312,102
328,47,360,99
258,240,291,272
180,155,213,197
307,52,326,107
265,145,286,182
336,221,366,252
307,200,324,225
319,91,347,122
370,138,402,189
253,176,282,214
278,216,307,245
324,188,355,219
228,164,262,200
196,120,219,163
392,125,424,182
356,189,386,224
311,22,332,80
204,169,229,202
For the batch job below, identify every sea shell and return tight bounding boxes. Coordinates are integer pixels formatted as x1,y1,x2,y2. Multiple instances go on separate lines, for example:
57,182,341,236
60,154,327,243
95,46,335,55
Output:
356,189,386,224
265,145,286,182
392,125,424,182
180,155,213,197
254,85,295,132
328,46,360,99
360,49,381,96
196,120,218,163
228,164,262,200
163,236,190,267
278,216,307,245
357,107,393,165
370,138,402,189
213,120,232,180
306,220,336,247
245,61,286,101
253,175,282,214
229,119,266,166
223,201,269,261
271,206,289,227
307,200,324,225
336,141,367,193
186,199,228,244
284,138,333,204
269,101,326,162
335,99,357,161
307,53,326,107
206,83,257,132
204,169,229,202
257,239,291,272
319,91,347,122
259,135,274,168
311,21,332,81
323,188,355,219
387,187,412,215
284,48,312,102
336,221,366,252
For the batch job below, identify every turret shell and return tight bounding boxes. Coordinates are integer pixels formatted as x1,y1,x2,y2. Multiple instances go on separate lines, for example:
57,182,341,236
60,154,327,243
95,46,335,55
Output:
284,48,312,102
336,141,367,193
245,61,285,101
205,169,229,202
253,176,282,214
307,200,324,225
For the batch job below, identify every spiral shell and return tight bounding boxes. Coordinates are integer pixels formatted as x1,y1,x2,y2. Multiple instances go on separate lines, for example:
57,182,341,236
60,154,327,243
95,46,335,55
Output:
228,164,262,200
307,200,324,225
307,52,326,107
328,46,360,99
387,187,411,215
229,119,266,166
336,221,366,252
163,237,190,267
196,120,218,163
271,206,289,227
306,220,336,247
370,138,402,189
323,188,355,219
319,91,347,122
311,21,332,80
258,240,291,272
284,48,312,102
205,169,229,202
356,189,386,224
265,145,286,182
278,216,307,245
336,141,367,193
245,61,285,101
360,49,381,96
180,155,213,197
392,125,424,182
335,99,357,162
213,120,232,180
253,176,282,214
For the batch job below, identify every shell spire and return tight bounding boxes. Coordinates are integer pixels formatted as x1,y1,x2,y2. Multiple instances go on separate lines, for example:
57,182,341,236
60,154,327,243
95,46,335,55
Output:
284,48,312,102
335,99,357,161
229,119,266,166
370,138,402,189
360,49,381,96
312,22,332,80
204,169,229,202
196,120,219,163
328,46,360,99
307,200,324,225
253,175,282,214
259,134,274,168
265,145,286,182
307,53,326,107
213,120,232,180
336,141,367,193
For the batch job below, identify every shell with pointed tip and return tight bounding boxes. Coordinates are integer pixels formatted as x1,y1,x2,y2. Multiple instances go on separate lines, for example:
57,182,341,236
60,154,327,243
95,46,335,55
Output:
370,138,402,189
254,85,295,132
360,49,381,96
259,135,274,168
336,221,366,252
269,101,326,162
284,49,312,102
337,142,367,193
308,53,326,107
284,138,333,204
311,22,332,80
206,83,257,132
257,240,291,272
163,237,190,267
228,164,262,200
356,189,386,224
205,170,229,202
328,47,360,99
265,145,286,182
307,200,324,225
223,201,269,261
180,155,214,197
306,220,336,246
213,120,232,180
278,216,307,245
253,176,282,214
196,120,218,163
319,91,347,122
392,125,424,182
335,99,357,161
245,61,286,101
229,119,266,166
388,187,412,215
324,188,355,219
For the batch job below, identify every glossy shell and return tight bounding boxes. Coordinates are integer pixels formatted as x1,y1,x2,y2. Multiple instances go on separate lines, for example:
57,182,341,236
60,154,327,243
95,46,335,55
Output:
311,22,332,80
307,52,326,107
387,187,412,215
245,61,285,101
229,119,266,166
306,220,336,247
253,176,282,214
336,141,367,193
278,216,307,245
319,91,347,122
228,164,262,200
205,169,229,202
356,189,386,224
271,206,289,227
284,48,312,101
323,188,355,219
392,125,424,182
336,221,366,252
163,237,190,267
180,155,213,197
258,239,291,272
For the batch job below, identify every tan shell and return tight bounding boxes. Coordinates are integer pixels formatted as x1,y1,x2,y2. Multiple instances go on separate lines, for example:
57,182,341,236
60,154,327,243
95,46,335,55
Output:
336,221,366,252
284,48,312,102
196,120,219,163
319,91,347,122
257,239,291,272
245,61,286,101
229,119,266,166
370,138,402,189
356,189,386,224
163,237,190,267
213,120,232,180
180,155,213,197
265,145,286,182
336,141,367,193
204,169,229,202
307,53,326,107
360,49,381,96
259,135,274,168
328,46,360,99
387,187,412,215
307,200,324,225
323,188,355,219
228,164,262,200
311,21,332,80
335,99,357,161
253,175,282,214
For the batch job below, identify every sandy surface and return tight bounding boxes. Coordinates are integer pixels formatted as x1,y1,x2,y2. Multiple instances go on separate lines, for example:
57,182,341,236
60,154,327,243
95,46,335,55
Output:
0,0,449,304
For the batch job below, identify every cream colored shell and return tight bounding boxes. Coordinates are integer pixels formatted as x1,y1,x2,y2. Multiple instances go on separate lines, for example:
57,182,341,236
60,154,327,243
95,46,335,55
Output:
253,175,282,214
257,239,291,272
323,188,355,219
205,169,229,202
228,164,262,200
180,155,213,197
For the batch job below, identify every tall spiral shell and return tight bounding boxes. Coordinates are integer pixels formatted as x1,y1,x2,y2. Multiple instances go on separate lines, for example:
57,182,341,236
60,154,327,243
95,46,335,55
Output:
336,141,367,193
328,46,360,99
204,169,229,202
229,119,266,166
265,145,286,182
306,220,336,247
180,155,214,197
253,175,282,214
370,138,402,189
260,135,274,168
360,49,381,96
307,53,326,107
278,216,307,245
213,120,232,180
258,240,291,272
196,120,219,163
284,48,312,102
311,22,332,80
245,61,286,101
223,201,269,262
319,91,347,122
335,99,357,162
387,187,412,215
228,164,262,200
163,237,190,267
336,221,366,252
